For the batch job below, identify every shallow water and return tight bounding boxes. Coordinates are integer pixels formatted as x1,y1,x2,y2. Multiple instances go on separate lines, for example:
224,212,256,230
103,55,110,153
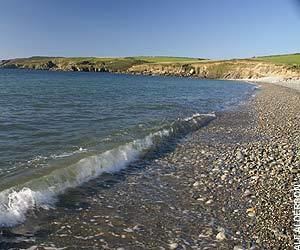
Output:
0,69,254,231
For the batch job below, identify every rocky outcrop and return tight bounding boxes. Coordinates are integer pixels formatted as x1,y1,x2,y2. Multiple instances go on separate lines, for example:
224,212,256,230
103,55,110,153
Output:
127,60,300,80
0,57,144,73
0,59,11,66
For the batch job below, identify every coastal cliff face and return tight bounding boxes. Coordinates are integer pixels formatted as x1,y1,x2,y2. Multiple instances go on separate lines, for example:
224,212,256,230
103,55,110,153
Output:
0,57,145,73
128,60,300,80
1,57,299,81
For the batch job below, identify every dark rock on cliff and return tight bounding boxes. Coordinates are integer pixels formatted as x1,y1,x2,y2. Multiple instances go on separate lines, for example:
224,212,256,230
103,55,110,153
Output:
46,60,56,69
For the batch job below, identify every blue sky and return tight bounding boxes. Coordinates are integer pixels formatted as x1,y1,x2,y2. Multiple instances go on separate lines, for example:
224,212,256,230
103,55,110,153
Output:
0,0,300,59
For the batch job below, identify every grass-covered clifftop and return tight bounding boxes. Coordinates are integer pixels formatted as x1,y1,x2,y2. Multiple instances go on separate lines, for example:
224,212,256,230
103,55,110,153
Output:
0,56,145,72
0,56,204,72
1,54,299,80
253,53,300,66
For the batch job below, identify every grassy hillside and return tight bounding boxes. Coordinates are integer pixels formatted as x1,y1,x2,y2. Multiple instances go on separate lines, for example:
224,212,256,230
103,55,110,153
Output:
254,53,300,66
127,56,205,63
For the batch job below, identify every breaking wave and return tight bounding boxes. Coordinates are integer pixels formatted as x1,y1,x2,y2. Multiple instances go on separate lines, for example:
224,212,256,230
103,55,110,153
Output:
0,113,215,227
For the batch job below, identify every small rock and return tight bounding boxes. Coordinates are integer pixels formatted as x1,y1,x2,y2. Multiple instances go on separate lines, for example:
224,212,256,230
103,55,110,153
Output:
123,228,134,233
233,246,244,250
189,68,195,74
217,226,225,233
221,174,227,180
205,199,213,205
203,228,213,236
246,207,256,217
216,231,226,241
243,189,252,197
133,225,141,231
236,151,244,160
193,181,200,187
169,243,178,249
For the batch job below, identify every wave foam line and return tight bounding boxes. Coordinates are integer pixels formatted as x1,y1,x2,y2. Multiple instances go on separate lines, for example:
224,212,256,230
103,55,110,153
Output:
0,113,215,227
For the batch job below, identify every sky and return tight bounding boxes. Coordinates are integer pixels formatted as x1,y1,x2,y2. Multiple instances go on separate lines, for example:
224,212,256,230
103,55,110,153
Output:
0,0,300,60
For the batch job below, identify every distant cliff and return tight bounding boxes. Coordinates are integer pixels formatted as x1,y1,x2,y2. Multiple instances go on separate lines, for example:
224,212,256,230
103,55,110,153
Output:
128,60,300,80
0,57,145,72
1,56,299,81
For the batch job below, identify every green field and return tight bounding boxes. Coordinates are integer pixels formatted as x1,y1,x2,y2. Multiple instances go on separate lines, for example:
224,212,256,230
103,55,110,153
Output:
126,56,205,63
2,56,204,65
254,53,300,65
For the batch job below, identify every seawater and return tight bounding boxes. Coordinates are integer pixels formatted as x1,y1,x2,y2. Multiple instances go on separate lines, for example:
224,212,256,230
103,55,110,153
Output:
0,69,255,227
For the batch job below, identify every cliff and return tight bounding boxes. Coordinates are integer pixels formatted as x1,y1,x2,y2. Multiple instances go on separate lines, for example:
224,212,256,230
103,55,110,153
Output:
1,55,300,81
128,60,300,80
0,57,145,72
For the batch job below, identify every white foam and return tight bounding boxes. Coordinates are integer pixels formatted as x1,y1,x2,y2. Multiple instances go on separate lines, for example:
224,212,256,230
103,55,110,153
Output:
0,187,52,227
183,112,216,121
0,129,170,227
50,147,87,159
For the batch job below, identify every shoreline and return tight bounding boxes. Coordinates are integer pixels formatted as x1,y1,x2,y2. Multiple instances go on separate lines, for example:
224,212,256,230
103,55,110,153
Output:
237,77,300,92
2,66,299,93
2,80,298,249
